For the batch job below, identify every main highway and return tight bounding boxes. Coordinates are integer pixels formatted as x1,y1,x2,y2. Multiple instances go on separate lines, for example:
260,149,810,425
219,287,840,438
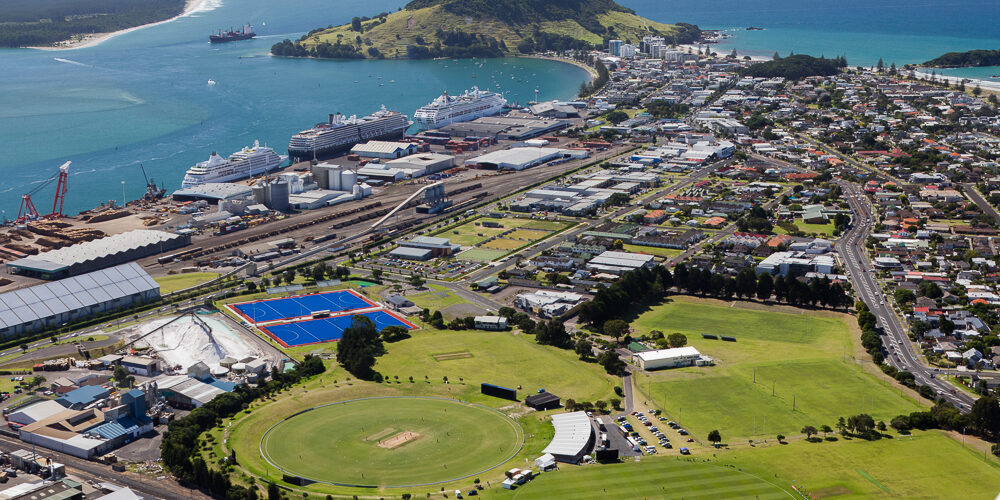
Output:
837,180,975,411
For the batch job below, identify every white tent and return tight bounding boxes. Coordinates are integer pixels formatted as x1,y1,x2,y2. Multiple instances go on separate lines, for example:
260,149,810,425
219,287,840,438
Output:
534,453,556,470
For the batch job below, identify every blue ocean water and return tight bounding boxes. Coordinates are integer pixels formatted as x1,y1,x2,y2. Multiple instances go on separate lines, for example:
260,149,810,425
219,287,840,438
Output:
0,0,588,215
4,0,1000,215
625,0,1000,69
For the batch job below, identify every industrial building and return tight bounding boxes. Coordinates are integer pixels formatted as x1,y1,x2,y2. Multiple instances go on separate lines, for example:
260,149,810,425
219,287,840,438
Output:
586,251,656,274
17,388,154,459
634,346,705,370
388,236,460,261
171,182,254,203
465,148,570,171
154,374,234,409
350,141,419,159
0,262,160,338
439,116,571,141
7,230,190,279
541,411,594,463
385,153,455,177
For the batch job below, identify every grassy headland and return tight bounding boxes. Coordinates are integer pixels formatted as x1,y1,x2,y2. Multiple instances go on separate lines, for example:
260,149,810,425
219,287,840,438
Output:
271,0,700,60
923,49,1000,68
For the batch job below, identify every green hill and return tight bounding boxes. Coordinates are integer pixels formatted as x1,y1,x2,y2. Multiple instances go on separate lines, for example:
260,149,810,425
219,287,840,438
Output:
923,49,1000,68
271,0,700,59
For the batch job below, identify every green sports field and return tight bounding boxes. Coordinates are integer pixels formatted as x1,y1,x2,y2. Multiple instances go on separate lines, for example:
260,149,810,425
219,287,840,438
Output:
261,397,523,487
458,248,508,262
154,272,219,293
632,297,924,439
718,431,1000,499
510,459,792,499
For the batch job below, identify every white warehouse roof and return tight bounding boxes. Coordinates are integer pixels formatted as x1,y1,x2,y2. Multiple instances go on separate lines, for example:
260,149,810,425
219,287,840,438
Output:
541,411,593,458
11,230,183,269
466,148,565,170
635,346,701,363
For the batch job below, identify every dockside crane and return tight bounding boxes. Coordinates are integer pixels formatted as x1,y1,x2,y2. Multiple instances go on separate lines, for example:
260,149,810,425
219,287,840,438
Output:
16,161,70,224
139,163,165,201
49,161,70,219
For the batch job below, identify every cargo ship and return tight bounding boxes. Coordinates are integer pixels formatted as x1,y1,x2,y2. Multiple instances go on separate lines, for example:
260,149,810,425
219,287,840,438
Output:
287,105,410,161
413,87,507,130
181,140,285,188
210,24,256,43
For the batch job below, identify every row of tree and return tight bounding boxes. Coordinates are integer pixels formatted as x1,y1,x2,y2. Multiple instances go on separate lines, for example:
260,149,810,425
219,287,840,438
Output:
161,356,326,499
580,263,849,328
578,60,609,97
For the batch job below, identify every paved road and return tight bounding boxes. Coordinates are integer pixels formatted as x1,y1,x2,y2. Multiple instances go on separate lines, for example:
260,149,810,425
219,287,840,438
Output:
963,183,1000,226
837,181,975,411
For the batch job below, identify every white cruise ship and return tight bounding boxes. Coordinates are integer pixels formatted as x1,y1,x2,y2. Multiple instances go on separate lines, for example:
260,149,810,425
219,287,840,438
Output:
413,87,507,130
181,140,286,188
287,106,410,161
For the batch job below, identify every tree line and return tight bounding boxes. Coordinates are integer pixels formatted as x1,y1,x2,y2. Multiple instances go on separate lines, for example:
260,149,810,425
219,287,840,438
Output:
160,356,326,499
578,59,609,97
740,54,846,80
579,264,849,328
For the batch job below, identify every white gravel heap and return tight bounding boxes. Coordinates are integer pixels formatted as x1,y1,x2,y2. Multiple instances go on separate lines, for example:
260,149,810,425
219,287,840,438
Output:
134,315,261,371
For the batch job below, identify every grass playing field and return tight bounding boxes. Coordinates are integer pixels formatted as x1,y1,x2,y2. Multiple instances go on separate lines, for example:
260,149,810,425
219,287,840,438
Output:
497,430,1000,500
261,397,523,487
154,272,219,293
375,328,618,403
407,284,466,311
509,459,792,499
621,243,682,259
717,430,1000,499
458,248,509,262
631,297,924,439
482,238,526,251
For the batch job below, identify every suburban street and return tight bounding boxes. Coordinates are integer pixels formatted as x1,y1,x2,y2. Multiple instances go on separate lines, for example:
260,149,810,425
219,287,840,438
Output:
962,183,1000,226
837,181,976,410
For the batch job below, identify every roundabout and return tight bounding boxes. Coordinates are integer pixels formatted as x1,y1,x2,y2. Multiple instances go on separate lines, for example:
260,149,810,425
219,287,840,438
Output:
259,397,524,487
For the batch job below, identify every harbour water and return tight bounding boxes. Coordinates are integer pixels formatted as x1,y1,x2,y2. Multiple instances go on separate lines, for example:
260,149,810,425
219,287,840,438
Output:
3,0,1000,215
627,0,1000,70
0,0,588,215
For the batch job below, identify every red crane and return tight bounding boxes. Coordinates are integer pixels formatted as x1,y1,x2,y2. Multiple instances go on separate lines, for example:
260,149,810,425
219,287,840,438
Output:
48,162,70,219
16,161,70,224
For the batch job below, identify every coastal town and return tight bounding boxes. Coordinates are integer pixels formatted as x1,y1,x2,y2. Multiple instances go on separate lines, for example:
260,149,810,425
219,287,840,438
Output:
1,0,1000,498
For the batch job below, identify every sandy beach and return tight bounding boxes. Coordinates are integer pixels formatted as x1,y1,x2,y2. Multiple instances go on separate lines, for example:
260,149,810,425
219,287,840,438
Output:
910,70,1000,94
523,54,598,81
29,0,213,51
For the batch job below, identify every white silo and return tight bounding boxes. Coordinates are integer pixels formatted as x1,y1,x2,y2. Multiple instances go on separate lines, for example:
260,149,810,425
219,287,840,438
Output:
329,165,343,191
341,169,358,189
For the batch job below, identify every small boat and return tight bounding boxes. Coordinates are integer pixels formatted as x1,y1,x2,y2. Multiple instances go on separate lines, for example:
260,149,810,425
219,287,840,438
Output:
207,79,217,85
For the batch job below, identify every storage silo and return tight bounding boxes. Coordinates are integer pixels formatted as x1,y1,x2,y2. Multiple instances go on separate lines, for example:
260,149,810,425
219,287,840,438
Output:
252,182,267,205
266,179,290,212
341,169,357,189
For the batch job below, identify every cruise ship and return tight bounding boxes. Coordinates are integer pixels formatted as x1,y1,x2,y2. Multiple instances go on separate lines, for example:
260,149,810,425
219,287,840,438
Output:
181,140,285,188
287,106,410,161
413,87,507,130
